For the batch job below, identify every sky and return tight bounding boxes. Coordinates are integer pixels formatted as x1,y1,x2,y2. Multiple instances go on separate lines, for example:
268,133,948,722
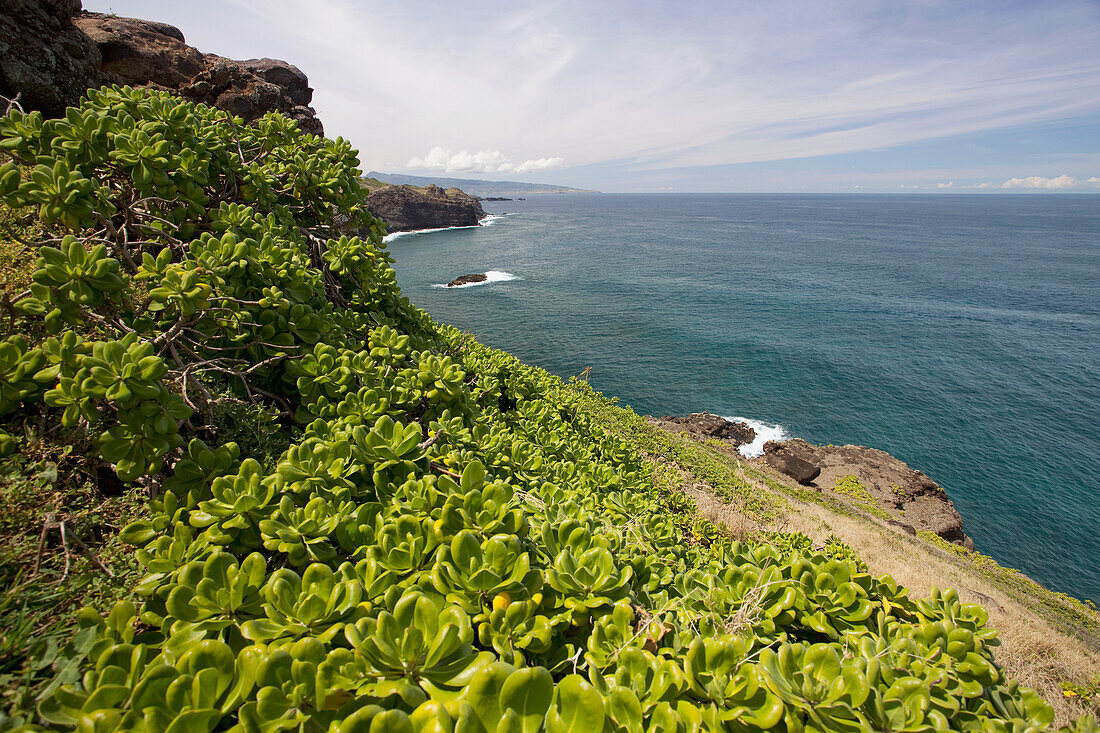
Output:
84,0,1100,193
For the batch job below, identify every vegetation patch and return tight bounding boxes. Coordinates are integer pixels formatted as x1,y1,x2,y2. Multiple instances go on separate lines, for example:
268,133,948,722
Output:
0,88,1094,731
831,474,892,521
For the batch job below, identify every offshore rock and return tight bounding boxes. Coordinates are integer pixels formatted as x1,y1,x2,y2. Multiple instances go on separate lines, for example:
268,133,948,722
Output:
652,413,756,449
447,274,488,287
0,0,108,116
367,184,486,234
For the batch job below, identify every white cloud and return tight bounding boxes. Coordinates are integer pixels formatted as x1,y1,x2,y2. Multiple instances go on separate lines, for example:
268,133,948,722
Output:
1089,177,1100,185
406,146,564,175
937,181,954,189
81,0,1100,189
1000,175,1078,189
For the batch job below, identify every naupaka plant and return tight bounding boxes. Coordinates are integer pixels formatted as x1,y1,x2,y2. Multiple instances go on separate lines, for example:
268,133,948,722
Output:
0,88,1094,732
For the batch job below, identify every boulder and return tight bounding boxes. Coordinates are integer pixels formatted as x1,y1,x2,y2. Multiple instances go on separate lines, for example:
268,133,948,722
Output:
0,0,108,117
366,184,486,234
447,274,488,287
763,450,821,485
239,58,312,106
655,412,756,449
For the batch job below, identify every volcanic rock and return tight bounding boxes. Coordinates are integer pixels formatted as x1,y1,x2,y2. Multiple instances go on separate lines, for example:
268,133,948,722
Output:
762,438,973,548
366,185,486,234
73,13,205,88
447,274,488,287
2,4,323,135
0,0,109,117
651,413,756,449
762,446,821,485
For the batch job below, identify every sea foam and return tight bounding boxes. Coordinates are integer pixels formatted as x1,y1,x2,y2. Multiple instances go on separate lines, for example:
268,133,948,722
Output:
723,416,789,457
382,214,512,243
431,270,521,289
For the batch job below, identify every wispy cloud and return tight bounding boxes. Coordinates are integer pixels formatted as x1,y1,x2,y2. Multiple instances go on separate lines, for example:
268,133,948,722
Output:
937,181,954,189
83,0,1100,190
406,147,564,174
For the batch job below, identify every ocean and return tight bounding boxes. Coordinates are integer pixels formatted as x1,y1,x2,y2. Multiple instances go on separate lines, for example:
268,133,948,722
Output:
385,193,1100,603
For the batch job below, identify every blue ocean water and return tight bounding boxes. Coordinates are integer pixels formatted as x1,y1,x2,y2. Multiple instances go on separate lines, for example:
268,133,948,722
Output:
387,194,1100,603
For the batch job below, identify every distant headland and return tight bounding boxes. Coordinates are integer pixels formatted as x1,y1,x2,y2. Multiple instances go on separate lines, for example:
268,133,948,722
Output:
366,171,599,197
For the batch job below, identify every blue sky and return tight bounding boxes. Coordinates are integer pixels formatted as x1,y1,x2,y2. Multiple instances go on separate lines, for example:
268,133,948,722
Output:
85,0,1100,192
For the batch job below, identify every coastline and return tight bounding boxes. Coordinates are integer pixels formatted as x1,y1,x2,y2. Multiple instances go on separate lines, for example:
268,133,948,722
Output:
381,213,509,243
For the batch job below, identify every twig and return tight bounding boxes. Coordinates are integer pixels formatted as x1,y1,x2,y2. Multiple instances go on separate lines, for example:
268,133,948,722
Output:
64,529,116,578
31,512,52,576
417,431,441,451
59,520,72,582
430,462,461,479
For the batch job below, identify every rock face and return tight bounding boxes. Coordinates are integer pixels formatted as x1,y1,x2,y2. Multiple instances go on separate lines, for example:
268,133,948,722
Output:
73,13,205,88
74,12,323,135
651,413,756,450
0,0,109,117
367,185,486,234
0,3,322,135
762,439,973,548
447,274,488,287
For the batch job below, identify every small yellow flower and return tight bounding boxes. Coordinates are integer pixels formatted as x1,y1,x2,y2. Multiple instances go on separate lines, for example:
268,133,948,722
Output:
1063,689,1078,697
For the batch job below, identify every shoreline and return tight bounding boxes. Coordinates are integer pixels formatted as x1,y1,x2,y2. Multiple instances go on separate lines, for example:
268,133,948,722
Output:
382,213,509,243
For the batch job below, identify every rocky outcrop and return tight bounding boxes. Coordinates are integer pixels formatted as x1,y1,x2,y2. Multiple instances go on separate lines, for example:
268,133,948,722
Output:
0,3,322,135
0,0,109,117
367,185,486,234
447,274,488,287
73,13,204,88
73,12,323,135
650,413,756,450
762,439,973,548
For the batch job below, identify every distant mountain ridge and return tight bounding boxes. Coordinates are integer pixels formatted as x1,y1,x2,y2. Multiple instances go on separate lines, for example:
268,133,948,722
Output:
366,171,598,197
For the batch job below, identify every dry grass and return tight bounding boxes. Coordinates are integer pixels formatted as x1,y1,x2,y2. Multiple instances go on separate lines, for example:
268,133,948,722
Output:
673,451,1100,726
753,468,1100,725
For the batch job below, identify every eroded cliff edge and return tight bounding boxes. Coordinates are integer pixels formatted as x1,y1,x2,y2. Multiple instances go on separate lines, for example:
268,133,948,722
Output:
651,412,973,549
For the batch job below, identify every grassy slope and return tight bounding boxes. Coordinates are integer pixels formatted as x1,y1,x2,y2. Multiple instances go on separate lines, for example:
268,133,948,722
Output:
2,88,1098,731
572,389,1100,723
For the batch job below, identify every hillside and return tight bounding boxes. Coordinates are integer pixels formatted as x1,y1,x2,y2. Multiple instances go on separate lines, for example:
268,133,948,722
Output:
366,172,599,197
0,89,1098,732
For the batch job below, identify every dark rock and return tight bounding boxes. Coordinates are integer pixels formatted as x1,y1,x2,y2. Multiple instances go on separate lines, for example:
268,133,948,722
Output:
3,4,324,135
447,274,488,287
0,0,108,117
73,12,204,88
653,412,756,449
761,438,973,548
366,184,486,234
763,450,821,485
239,58,312,106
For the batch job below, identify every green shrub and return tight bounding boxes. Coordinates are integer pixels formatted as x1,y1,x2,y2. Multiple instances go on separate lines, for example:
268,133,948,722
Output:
0,88,1091,731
